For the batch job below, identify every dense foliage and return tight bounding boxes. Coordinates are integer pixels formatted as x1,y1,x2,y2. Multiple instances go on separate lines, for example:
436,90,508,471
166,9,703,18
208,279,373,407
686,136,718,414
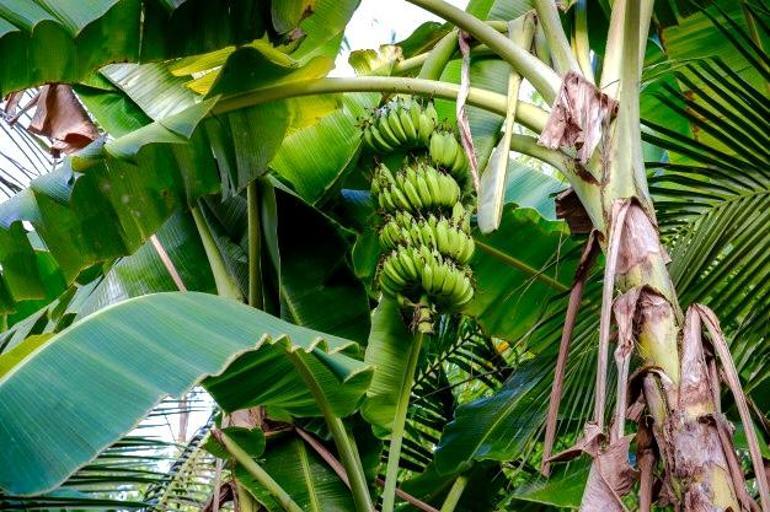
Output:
0,0,768,510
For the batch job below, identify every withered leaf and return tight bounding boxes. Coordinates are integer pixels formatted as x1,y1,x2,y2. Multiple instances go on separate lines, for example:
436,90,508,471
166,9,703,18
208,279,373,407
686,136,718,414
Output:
538,71,618,165
28,84,99,156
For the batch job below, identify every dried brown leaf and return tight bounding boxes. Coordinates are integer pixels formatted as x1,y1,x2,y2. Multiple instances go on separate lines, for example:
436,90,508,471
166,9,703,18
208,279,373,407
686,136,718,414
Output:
537,71,618,164
28,84,98,156
579,435,637,512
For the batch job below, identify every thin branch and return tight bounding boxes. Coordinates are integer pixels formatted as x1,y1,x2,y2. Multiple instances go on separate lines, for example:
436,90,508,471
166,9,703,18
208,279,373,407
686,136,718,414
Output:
247,180,263,309
382,330,426,512
294,427,439,512
149,235,188,292
474,239,569,292
439,475,468,512
388,0,560,102
285,351,374,512
213,430,303,512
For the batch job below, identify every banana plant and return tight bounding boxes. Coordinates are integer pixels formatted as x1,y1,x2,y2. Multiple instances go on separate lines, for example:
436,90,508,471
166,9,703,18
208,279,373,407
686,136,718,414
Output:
1,1,770,511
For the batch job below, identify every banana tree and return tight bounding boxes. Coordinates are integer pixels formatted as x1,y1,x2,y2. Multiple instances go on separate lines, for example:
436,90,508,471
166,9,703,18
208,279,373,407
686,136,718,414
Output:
1,0,769,511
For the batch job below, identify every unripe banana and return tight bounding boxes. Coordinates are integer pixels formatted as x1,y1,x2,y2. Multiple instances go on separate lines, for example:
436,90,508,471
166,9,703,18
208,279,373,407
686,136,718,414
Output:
415,174,433,206
369,125,394,153
364,97,475,317
409,101,422,135
398,108,418,143
421,263,434,293
387,108,408,143
402,180,423,209
378,115,401,147
399,249,419,281
440,267,457,297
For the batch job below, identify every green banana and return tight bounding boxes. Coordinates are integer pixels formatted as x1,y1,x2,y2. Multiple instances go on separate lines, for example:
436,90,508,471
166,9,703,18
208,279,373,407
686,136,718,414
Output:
364,97,475,316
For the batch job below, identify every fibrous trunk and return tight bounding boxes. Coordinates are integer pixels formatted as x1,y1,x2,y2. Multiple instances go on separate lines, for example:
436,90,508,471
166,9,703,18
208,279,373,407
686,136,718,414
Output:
538,14,749,511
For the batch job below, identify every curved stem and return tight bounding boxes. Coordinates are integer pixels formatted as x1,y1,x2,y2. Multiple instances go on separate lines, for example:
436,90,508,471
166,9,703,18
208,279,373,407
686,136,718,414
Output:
572,0,594,82
417,29,459,80
404,0,561,103
214,76,548,135
191,206,244,301
286,350,374,512
599,0,626,98
508,134,604,231
218,431,304,512
534,0,580,76
393,20,508,80
439,475,469,512
381,330,426,512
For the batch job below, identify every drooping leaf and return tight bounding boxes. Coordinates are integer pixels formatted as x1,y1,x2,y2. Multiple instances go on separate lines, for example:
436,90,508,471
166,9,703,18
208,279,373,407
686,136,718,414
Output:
510,459,590,508
431,358,551,475
0,292,371,496
0,0,270,96
276,190,371,343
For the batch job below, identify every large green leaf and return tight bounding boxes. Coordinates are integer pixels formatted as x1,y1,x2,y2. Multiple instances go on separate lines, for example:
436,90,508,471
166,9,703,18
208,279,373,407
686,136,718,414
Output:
269,93,377,204
468,207,576,342
276,190,371,343
71,210,217,318
510,459,589,509
0,292,371,496
0,0,271,96
361,297,413,432
431,358,550,475
0,127,220,317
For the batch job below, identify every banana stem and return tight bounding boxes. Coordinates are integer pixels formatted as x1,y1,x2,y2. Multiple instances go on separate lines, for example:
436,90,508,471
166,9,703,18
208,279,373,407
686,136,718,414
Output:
533,0,581,76
404,0,560,103
572,0,595,82
191,206,243,301
218,431,304,512
214,76,548,135
247,180,263,309
417,29,459,81
381,329,426,512
405,20,509,78
439,475,469,512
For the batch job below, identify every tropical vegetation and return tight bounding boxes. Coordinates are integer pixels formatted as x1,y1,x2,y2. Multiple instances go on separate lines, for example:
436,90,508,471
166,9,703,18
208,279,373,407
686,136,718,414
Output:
0,0,769,510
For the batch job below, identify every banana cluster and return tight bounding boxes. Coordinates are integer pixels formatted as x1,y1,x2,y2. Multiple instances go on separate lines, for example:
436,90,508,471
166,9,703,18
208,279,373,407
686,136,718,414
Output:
362,97,438,153
429,129,468,177
380,246,474,309
363,98,475,331
379,208,474,265
371,160,460,213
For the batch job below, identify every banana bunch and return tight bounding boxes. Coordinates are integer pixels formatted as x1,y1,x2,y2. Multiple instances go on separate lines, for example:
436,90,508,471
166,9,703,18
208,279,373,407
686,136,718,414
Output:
429,128,468,177
361,95,476,328
371,160,460,214
362,97,438,153
379,246,474,309
379,208,475,265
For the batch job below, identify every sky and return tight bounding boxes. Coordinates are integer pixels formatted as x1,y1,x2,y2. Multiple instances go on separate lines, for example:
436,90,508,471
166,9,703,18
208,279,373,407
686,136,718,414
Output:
334,0,469,76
